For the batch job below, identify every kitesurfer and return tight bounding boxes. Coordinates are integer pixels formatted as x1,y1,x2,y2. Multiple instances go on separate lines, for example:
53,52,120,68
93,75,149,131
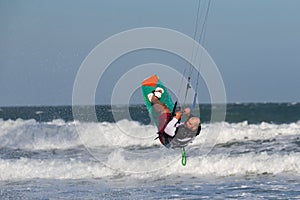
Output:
148,88,201,147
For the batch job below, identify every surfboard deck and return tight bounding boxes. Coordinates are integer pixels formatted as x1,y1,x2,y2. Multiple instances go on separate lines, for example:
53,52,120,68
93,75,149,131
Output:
141,75,174,127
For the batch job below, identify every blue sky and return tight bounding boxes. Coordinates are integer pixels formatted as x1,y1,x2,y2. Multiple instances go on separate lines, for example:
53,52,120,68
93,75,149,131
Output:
1,0,300,106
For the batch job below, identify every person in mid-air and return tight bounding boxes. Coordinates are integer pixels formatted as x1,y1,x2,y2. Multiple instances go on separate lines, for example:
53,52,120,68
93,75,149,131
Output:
148,88,201,147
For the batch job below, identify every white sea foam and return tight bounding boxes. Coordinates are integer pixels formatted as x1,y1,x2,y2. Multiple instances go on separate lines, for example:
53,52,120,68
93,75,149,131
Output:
0,157,114,180
195,121,300,145
0,119,80,150
0,119,299,180
0,119,299,149
0,152,299,180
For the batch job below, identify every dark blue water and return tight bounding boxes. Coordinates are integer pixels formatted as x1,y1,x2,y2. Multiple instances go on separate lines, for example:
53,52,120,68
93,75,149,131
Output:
1,103,299,124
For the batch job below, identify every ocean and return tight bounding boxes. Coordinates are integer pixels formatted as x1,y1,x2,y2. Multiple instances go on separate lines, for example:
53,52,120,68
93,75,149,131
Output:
0,103,299,199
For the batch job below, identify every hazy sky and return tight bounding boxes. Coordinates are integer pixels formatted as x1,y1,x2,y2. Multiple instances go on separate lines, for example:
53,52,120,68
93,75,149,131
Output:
1,0,300,106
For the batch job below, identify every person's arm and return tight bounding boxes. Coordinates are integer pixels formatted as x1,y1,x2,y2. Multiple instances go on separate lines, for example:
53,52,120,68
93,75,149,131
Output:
183,107,191,117
164,111,182,137
164,118,179,137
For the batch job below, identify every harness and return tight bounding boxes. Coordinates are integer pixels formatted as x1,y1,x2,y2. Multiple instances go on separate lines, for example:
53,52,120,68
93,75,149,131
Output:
155,115,201,147
154,100,201,147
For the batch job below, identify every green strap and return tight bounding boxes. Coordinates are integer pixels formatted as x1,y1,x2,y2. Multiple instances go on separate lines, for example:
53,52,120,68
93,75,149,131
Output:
181,147,186,166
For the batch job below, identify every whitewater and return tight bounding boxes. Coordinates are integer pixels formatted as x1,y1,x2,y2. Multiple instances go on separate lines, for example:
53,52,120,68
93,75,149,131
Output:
0,117,299,199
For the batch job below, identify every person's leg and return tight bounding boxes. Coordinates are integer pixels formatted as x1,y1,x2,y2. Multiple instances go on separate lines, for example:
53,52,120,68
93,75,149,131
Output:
148,89,172,145
150,95,171,114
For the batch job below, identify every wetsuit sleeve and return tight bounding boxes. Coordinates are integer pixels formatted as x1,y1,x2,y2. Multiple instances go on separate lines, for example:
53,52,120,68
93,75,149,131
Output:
164,118,179,137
